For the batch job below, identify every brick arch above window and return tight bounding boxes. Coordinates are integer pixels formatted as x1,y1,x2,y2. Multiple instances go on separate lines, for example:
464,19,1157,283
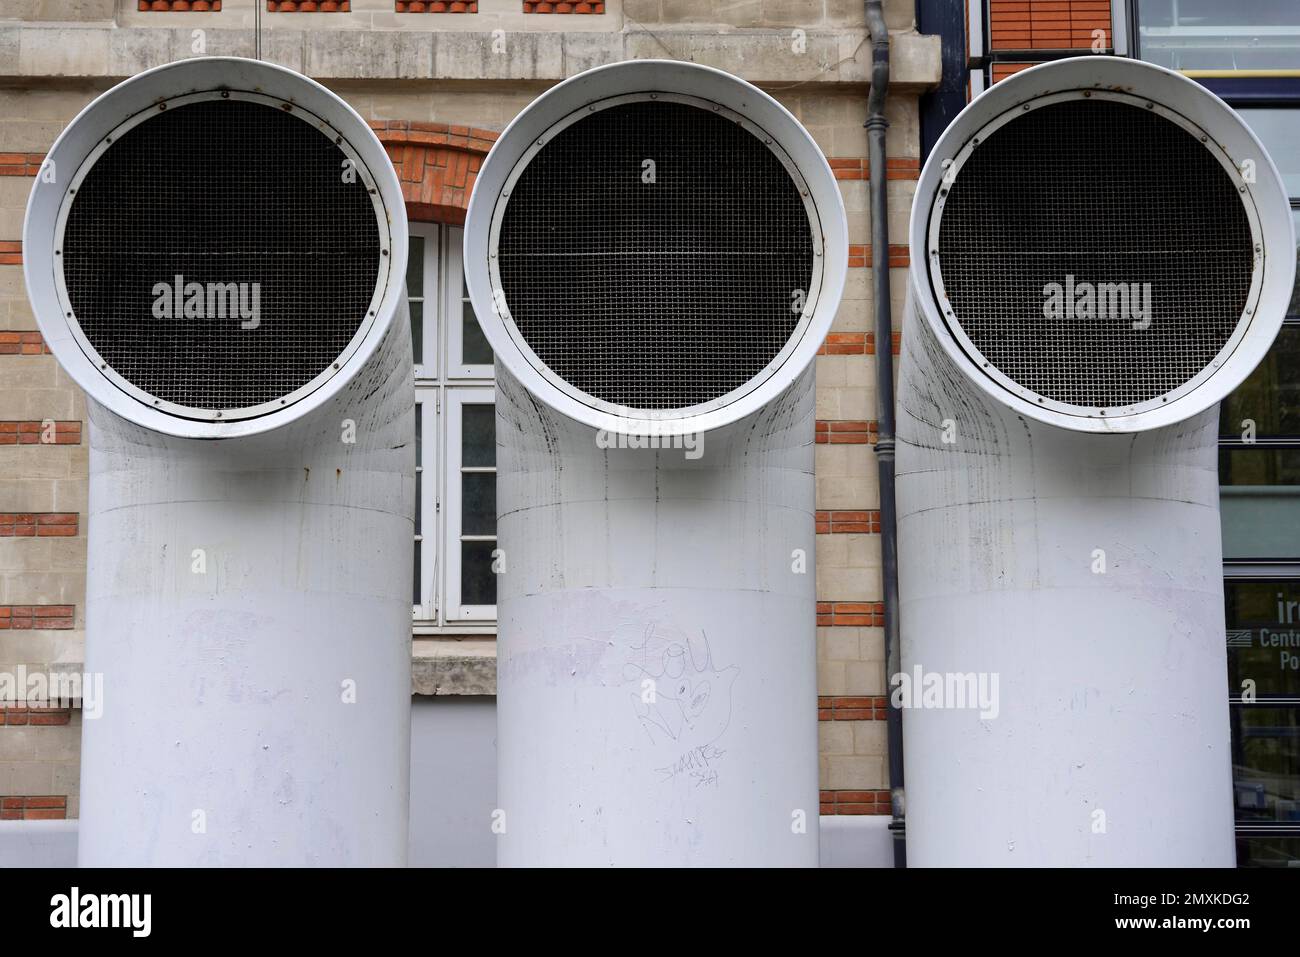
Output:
371,121,498,226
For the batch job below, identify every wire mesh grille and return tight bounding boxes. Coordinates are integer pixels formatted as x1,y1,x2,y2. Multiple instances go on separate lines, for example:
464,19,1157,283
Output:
936,98,1254,408
62,98,382,412
496,100,815,411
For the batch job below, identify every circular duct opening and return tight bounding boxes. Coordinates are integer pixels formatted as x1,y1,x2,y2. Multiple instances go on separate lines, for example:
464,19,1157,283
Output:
491,97,818,413
57,95,385,419
930,94,1258,413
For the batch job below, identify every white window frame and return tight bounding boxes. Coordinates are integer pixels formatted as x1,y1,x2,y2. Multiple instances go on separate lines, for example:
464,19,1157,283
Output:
444,235,495,379
409,223,497,631
410,222,439,379
413,392,439,622
444,386,498,623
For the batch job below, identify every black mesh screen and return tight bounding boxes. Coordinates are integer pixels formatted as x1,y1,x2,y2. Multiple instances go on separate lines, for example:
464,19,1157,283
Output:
496,100,815,411
936,98,1254,408
62,98,381,412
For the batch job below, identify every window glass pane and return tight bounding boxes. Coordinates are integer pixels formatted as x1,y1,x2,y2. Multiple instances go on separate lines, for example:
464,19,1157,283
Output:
414,403,422,526
1230,706,1300,824
1220,482,1300,559
463,279,494,365
413,539,422,606
1225,581,1300,698
413,402,422,608
1234,110,1300,199
463,309,494,366
462,404,495,467
461,540,498,605
461,472,496,536
1291,209,1299,319
415,402,423,466
407,234,424,298
1237,835,1300,867
1138,0,1300,70
410,300,424,367
1220,448,1300,485
1220,325,1300,438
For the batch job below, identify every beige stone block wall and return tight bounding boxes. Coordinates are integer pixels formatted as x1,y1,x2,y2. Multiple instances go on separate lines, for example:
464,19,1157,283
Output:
0,710,81,820
817,625,886,696
0,4,938,812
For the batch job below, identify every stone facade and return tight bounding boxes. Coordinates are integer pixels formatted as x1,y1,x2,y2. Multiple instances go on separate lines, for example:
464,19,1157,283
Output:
0,1,941,816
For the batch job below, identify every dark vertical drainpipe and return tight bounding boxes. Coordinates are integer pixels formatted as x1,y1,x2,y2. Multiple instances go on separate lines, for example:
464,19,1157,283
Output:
864,0,905,868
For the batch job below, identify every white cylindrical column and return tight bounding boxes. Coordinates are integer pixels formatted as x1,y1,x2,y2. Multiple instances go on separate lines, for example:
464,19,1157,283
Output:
494,368,819,866
77,326,413,866
896,56,1296,866
898,306,1235,865
464,59,848,865
24,57,414,865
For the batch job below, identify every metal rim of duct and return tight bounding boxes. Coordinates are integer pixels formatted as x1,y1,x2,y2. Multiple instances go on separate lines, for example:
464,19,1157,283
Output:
22,56,409,440
463,58,849,437
909,55,1297,434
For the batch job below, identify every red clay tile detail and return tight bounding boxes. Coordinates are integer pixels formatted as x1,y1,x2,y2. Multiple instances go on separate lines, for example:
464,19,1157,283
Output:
373,121,498,225
139,1,223,9
524,1,605,11
397,0,477,9
267,1,351,10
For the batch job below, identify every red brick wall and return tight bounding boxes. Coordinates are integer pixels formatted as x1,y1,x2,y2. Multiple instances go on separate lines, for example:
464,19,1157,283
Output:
0,606,76,630
0,513,78,537
0,707,73,726
817,602,886,627
990,0,1112,51
815,420,878,445
992,61,1036,82
815,511,882,534
820,789,891,815
0,796,68,820
988,1,1113,84
0,421,81,445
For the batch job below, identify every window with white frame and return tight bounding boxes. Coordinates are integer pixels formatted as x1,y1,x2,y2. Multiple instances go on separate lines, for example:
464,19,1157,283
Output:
409,223,497,628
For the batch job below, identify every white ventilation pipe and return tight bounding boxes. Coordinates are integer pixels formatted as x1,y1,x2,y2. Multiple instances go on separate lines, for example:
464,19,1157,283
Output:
24,57,413,866
465,59,847,866
898,56,1296,866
